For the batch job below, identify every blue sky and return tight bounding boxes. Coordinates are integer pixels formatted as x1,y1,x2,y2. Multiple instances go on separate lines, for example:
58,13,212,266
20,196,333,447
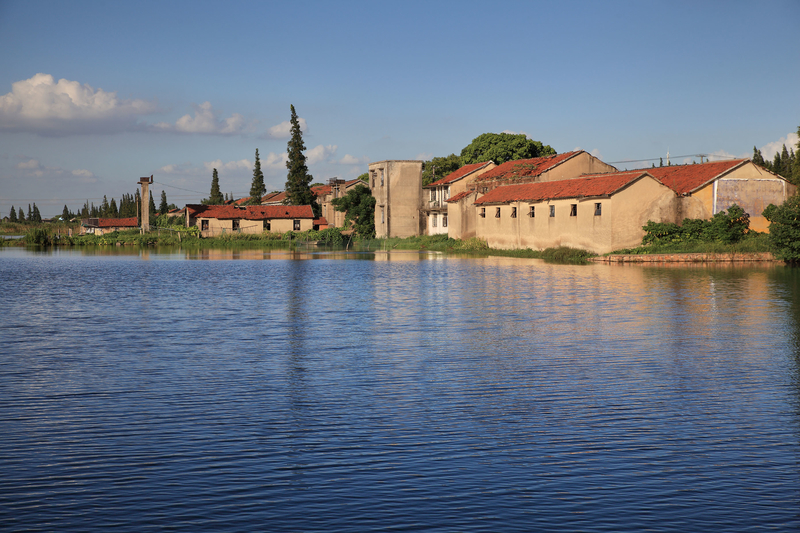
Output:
1,0,799,217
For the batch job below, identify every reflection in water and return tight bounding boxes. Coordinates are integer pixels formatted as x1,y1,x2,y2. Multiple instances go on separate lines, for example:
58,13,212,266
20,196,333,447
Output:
0,248,799,532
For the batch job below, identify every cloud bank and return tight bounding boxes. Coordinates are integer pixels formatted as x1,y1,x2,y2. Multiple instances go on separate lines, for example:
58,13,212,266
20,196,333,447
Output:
267,117,308,138
761,132,799,161
0,73,158,136
154,102,254,135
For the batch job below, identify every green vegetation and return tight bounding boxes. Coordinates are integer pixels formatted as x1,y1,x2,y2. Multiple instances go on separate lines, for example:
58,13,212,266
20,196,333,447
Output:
285,105,320,216
203,168,225,205
249,149,265,205
460,132,556,166
422,154,462,186
331,183,375,238
763,195,800,263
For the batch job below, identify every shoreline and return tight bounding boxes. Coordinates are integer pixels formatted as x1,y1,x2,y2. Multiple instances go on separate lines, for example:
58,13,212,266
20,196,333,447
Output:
592,252,778,263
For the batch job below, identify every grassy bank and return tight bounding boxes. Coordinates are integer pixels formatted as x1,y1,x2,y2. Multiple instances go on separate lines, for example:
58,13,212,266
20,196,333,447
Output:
609,232,772,255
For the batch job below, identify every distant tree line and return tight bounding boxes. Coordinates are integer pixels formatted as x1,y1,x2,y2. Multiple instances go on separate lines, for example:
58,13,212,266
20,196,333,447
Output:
752,124,800,185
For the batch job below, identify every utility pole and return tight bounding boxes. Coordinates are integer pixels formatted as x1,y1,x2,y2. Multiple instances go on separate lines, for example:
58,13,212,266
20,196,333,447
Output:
138,175,153,233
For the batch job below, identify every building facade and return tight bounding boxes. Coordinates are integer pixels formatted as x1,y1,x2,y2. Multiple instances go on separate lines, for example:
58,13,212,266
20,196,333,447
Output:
369,160,424,238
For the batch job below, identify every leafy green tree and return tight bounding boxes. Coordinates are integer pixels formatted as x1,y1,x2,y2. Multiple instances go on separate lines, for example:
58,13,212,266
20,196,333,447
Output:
206,168,224,205
249,150,265,204
460,132,556,166
285,105,320,216
422,154,462,186
159,190,169,214
331,183,375,238
764,195,800,262
9,205,17,222
357,172,368,183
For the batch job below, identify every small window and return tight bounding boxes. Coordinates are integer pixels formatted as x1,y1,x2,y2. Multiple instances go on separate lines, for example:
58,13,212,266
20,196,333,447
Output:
264,220,271,231
570,204,577,217
480,207,486,218
371,172,376,188
549,205,555,217
595,203,602,216
511,207,517,218
430,189,436,202
232,219,240,231
443,215,448,228
495,207,501,218
381,206,385,224
380,169,384,186
201,220,209,231
293,219,301,231
444,188,450,200
529,206,535,217
432,214,437,227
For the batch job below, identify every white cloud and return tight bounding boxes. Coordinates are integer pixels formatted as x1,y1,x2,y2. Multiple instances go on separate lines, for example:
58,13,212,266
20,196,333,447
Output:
501,130,530,137
14,156,96,182
203,159,252,174
164,101,253,135
306,144,337,165
590,149,603,159
267,117,308,138
339,154,369,165
760,132,799,160
0,73,158,135
264,151,289,169
415,152,433,161
16,158,41,170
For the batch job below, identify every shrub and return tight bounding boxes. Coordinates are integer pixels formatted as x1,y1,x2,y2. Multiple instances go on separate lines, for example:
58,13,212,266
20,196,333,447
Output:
764,195,800,263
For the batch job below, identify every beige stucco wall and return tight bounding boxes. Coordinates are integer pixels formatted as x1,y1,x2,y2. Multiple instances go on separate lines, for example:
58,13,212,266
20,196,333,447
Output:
475,177,675,254
197,217,311,237
537,151,618,183
447,192,479,240
370,160,424,238
687,162,796,233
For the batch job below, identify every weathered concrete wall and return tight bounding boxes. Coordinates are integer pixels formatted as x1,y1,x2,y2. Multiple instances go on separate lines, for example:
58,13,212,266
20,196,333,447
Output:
370,160,423,238
197,217,311,237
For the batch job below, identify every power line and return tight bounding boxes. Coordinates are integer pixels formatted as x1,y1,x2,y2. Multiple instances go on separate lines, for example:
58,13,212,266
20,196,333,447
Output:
608,153,740,165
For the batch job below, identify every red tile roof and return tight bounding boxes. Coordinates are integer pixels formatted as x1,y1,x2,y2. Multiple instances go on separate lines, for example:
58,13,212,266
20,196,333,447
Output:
188,204,314,220
312,185,332,196
313,217,328,226
97,217,138,228
446,190,476,203
263,191,287,204
474,151,581,182
581,159,749,195
427,161,493,188
474,172,653,205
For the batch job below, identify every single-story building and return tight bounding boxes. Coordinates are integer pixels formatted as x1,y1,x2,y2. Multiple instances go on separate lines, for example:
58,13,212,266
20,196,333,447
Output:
474,172,677,254
186,204,315,237
80,217,139,235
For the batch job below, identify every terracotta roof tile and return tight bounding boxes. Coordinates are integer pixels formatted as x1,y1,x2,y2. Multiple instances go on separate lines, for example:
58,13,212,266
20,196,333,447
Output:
474,172,652,205
188,204,314,220
474,151,581,182
314,217,328,225
427,161,493,187
96,217,138,228
581,160,748,195
446,190,475,203
312,185,331,196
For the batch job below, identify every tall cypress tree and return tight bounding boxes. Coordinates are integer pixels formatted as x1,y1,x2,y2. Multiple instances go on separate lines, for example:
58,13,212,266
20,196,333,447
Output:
9,205,17,222
18,206,25,222
109,198,118,218
284,105,319,216
148,191,156,218
32,203,41,223
208,168,224,205
249,149,265,205
752,147,765,166
159,190,169,214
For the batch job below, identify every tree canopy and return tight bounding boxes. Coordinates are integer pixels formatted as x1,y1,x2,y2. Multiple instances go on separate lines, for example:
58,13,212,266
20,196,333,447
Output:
421,154,462,186
764,195,800,262
285,105,320,216
331,183,375,238
460,132,556,166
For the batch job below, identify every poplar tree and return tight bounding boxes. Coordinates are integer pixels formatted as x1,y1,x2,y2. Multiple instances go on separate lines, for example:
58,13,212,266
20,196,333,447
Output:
249,149,265,205
148,191,156,218
62,205,70,221
32,203,41,223
9,206,17,222
18,207,25,222
27,204,32,220
109,198,118,218
284,105,319,216
208,168,224,204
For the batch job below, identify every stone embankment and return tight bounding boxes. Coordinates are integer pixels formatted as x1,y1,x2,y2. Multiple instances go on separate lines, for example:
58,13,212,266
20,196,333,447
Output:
592,252,778,263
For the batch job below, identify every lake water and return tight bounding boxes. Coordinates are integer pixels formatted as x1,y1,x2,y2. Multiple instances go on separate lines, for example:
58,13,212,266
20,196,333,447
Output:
1,247,799,531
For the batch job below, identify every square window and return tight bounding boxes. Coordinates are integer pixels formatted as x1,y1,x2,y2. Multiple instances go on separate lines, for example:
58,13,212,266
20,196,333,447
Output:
595,203,602,216
511,207,517,218
201,220,209,231
232,219,240,231
529,206,535,217
570,204,577,217
264,220,271,231
293,219,300,231
549,205,555,217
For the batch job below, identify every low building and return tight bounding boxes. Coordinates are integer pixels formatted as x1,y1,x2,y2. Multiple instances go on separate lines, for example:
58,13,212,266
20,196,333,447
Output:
424,161,496,236
313,178,364,228
80,217,139,235
474,172,675,254
186,204,315,237
369,160,424,238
